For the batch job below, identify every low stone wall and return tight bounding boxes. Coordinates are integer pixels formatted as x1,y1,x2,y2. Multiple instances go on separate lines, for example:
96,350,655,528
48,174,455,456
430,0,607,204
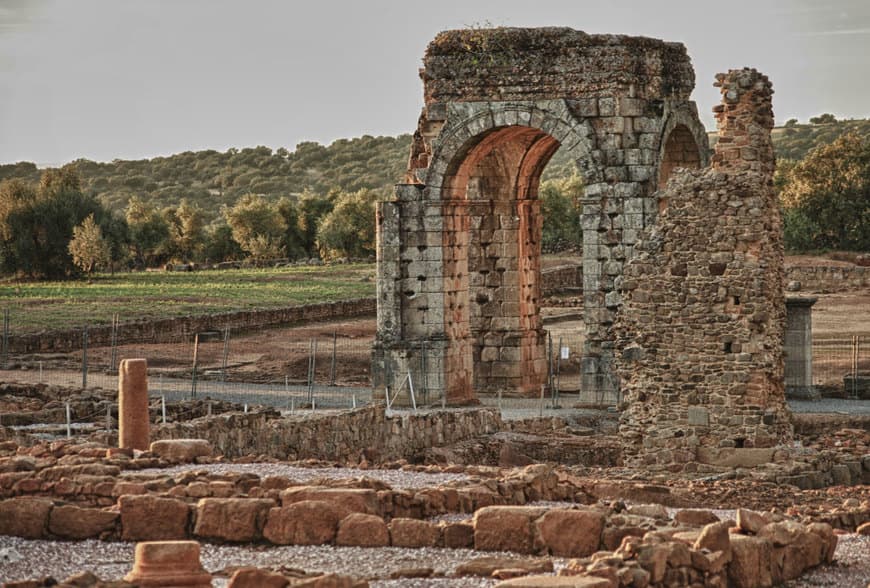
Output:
0,492,843,588
541,263,583,296
9,265,582,356
7,298,376,354
785,265,870,293
150,405,503,462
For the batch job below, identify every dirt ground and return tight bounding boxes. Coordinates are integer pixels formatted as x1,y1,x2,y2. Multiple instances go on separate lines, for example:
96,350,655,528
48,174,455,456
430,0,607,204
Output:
12,251,869,390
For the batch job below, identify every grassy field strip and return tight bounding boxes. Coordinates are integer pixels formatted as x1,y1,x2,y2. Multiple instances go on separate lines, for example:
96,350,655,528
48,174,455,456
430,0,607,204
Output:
0,264,376,333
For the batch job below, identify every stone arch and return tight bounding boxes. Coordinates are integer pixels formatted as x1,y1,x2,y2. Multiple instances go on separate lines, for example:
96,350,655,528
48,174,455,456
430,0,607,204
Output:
374,29,710,406
417,104,597,395
656,107,710,191
420,102,598,198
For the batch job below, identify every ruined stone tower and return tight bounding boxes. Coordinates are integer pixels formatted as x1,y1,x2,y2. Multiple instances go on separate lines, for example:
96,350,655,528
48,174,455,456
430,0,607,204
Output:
374,28,709,403
614,69,793,467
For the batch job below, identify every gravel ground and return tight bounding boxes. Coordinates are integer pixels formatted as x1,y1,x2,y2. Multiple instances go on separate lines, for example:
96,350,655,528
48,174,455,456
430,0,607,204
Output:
5,503,861,587
0,537,531,586
130,463,471,489
0,533,867,587
788,534,870,588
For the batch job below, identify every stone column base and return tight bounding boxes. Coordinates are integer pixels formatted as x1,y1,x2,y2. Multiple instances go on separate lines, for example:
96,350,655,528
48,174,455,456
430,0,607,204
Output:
373,337,474,406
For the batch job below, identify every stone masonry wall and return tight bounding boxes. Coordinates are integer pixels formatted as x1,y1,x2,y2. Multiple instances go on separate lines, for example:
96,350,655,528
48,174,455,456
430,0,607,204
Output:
615,69,792,469
151,405,502,461
784,264,870,293
7,298,376,354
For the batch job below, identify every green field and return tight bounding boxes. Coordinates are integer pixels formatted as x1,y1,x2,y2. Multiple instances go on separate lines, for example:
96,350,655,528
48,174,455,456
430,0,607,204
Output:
0,264,376,334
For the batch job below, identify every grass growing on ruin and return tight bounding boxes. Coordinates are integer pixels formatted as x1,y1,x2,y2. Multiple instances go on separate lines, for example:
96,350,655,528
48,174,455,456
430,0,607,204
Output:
0,263,376,334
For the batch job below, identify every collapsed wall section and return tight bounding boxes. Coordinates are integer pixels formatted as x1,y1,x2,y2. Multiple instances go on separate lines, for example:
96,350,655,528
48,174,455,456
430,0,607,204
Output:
615,69,792,468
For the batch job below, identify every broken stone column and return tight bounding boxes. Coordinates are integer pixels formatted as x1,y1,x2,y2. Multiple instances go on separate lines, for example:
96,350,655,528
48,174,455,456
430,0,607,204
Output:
124,540,212,587
785,296,819,399
119,358,150,451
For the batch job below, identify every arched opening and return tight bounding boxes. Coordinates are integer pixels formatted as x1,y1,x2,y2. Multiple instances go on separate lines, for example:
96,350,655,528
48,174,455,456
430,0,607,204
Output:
441,126,561,394
659,124,702,189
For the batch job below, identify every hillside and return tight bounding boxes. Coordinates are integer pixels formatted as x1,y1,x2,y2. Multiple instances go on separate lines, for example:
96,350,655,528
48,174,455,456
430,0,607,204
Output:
1,116,868,222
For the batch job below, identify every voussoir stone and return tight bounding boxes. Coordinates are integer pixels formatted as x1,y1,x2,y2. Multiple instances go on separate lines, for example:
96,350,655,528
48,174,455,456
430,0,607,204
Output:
335,513,389,547
535,508,605,557
120,494,190,541
262,500,343,545
48,505,118,539
194,498,274,542
0,497,53,539
149,439,213,463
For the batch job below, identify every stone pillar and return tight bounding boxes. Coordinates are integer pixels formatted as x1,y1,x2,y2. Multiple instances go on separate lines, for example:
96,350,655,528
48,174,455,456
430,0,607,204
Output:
785,297,818,399
124,540,212,587
119,358,150,451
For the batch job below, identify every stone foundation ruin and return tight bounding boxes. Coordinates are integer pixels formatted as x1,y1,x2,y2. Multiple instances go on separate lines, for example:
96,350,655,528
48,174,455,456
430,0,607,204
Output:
614,69,793,467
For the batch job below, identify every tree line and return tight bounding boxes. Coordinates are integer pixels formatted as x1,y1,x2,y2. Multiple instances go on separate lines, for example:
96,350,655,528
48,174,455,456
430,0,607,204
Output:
0,114,866,278
0,168,384,278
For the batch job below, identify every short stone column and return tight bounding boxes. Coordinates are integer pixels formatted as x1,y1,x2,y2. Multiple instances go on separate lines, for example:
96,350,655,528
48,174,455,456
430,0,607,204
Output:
119,358,150,450
124,540,212,587
785,297,818,399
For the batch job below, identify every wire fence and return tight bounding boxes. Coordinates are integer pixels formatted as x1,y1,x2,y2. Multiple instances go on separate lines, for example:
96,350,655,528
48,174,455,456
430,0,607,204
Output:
3,308,862,424
0,326,375,411
811,334,869,398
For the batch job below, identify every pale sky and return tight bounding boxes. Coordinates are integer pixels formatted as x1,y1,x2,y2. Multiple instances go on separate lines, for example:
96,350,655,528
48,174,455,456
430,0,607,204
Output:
1,0,868,165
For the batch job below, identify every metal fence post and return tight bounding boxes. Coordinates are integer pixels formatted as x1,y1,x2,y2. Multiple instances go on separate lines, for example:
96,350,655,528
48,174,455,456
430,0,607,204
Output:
421,339,428,405
307,338,317,405
2,307,9,369
191,333,200,399
330,331,337,386
221,327,231,382
81,326,89,389
65,401,71,438
109,313,119,373
555,336,563,407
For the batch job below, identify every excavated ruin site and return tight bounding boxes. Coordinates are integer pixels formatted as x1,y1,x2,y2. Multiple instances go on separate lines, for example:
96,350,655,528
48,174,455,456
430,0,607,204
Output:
1,27,869,588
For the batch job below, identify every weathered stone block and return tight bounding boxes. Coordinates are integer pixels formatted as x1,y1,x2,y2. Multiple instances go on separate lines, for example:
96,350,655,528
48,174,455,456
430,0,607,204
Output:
194,498,274,542
120,495,190,541
49,505,118,539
